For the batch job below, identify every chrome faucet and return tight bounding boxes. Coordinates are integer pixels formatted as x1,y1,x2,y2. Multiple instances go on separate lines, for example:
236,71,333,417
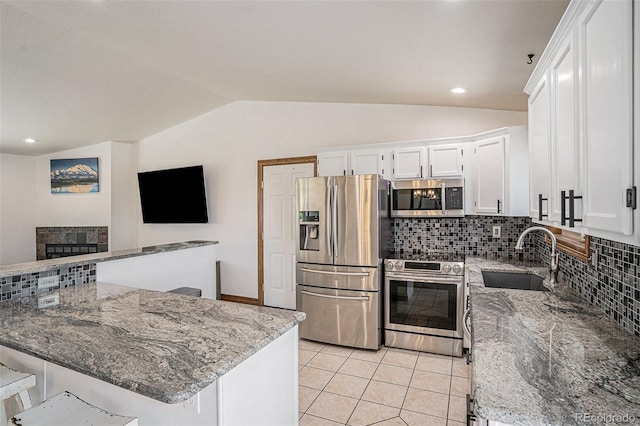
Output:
515,226,559,287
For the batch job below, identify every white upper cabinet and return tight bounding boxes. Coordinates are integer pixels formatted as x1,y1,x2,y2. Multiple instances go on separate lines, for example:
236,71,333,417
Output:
428,144,463,177
392,146,426,179
473,137,505,215
578,0,633,235
528,75,551,221
317,149,384,177
350,149,384,176
472,127,529,216
549,33,579,224
317,151,349,176
392,143,463,180
524,0,635,240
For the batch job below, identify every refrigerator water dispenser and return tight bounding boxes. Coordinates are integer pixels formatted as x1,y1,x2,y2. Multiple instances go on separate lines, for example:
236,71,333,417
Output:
299,211,320,251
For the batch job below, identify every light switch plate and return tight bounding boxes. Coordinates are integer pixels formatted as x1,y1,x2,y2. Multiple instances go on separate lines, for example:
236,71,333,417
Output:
38,275,59,290
492,226,501,238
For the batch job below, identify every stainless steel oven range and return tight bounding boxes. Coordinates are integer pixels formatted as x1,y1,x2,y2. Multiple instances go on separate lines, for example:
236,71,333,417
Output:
384,256,465,357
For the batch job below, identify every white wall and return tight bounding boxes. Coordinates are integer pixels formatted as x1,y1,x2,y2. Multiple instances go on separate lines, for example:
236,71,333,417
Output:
0,142,138,266
0,154,37,265
137,100,527,299
35,142,112,228
110,142,138,251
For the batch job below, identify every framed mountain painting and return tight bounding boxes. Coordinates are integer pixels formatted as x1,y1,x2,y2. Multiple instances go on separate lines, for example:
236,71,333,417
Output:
50,157,99,193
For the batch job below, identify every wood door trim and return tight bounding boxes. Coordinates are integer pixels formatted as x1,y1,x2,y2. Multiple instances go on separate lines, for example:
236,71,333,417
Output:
221,294,260,305
257,156,317,306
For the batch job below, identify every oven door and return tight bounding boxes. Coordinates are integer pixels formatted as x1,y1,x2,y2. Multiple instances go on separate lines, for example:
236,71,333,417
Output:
385,272,463,339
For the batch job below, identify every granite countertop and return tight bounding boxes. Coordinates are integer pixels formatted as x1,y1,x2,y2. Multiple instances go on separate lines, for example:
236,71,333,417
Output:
466,257,640,425
0,240,218,278
0,283,305,404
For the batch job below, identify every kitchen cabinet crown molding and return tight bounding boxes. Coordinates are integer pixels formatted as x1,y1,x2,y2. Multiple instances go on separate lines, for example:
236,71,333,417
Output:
524,0,592,95
315,126,523,154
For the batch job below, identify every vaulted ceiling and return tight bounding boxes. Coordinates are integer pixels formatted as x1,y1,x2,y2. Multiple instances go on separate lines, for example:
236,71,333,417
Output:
0,0,569,155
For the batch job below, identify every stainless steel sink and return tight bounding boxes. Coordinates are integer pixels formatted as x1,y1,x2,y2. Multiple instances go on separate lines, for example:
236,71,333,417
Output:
481,271,549,292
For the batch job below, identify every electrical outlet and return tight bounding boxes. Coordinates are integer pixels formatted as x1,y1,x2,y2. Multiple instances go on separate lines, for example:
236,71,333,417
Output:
38,275,59,290
182,393,200,414
492,225,501,238
38,292,59,309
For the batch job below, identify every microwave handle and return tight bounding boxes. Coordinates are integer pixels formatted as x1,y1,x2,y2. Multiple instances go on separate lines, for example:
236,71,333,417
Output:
442,183,446,215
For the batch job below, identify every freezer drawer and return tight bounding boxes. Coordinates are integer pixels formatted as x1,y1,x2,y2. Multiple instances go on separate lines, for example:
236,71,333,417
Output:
297,285,381,350
297,263,379,291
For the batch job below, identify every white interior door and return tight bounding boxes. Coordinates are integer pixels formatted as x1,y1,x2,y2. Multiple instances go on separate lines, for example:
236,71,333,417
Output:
263,162,315,309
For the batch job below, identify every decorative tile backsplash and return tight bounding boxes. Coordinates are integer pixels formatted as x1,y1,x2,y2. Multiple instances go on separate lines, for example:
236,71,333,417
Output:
535,235,640,338
36,226,108,260
393,215,536,261
0,261,97,302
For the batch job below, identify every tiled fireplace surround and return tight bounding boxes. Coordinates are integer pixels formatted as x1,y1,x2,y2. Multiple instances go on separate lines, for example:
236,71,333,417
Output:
1,219,638,338
36,226,108,260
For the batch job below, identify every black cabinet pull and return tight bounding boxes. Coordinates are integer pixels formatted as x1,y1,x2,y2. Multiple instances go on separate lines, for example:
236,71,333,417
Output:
497,199,502,214
538,194,548,221
420,165,423,178
466,394,477,426
561,191,566,226
561,190,582,227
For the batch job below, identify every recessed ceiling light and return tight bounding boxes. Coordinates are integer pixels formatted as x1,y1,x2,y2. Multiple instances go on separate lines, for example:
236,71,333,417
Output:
24,138,37,144
450,87,467,94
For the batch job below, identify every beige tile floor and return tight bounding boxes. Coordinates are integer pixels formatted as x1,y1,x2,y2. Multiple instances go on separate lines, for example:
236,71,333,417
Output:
298,340,471,426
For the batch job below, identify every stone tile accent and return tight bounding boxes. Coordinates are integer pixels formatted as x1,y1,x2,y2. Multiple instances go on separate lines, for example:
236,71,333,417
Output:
393,216,536,261
534,234,640,338
35,226,108,260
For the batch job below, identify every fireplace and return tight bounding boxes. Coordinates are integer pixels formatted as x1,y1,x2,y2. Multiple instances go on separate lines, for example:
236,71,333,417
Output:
45,243,99,259
36,227,108,261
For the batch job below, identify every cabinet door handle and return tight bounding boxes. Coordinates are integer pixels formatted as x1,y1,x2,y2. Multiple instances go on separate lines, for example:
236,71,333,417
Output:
561,191,566,226
568,190,582,227
430,164,433,177
420,165,423,178
538,194,548,221
497,199,502,214
561,190,582,227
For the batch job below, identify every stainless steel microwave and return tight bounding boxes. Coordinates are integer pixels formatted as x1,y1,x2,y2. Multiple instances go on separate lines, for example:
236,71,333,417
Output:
390,178,464,218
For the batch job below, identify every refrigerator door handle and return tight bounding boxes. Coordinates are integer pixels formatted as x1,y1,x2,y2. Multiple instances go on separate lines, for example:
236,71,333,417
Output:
326,179,333,258
332,182,338,259
301,290,370,301
300,267,371,277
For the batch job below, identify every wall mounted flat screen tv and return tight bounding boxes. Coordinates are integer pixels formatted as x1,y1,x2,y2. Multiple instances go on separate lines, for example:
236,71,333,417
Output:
138,165,209,224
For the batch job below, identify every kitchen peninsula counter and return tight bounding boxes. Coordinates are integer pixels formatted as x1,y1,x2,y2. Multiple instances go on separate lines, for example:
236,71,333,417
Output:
0,282,305,425
0,240,218,278
466,258,640,425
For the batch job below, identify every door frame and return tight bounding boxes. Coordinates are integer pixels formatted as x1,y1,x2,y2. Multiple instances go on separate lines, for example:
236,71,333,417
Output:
257,156,317,306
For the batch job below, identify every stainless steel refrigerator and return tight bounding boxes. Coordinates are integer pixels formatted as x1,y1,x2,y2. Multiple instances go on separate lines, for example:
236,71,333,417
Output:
296,175,391,350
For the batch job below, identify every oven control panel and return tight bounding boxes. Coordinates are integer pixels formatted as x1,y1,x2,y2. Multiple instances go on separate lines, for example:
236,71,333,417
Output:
385,259,464,276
